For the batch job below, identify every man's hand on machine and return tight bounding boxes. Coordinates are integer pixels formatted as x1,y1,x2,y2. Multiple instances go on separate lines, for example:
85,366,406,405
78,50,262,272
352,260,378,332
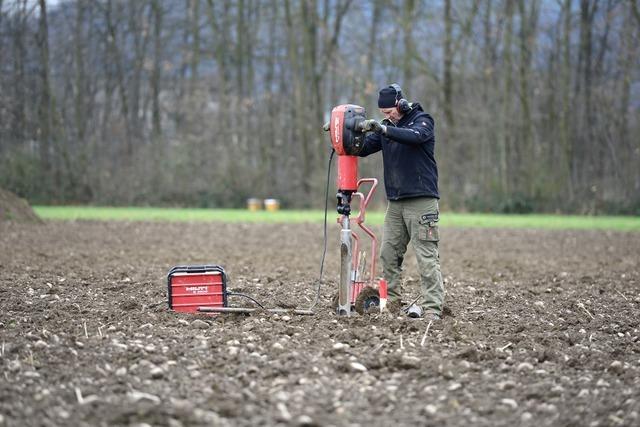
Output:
359,119,386,134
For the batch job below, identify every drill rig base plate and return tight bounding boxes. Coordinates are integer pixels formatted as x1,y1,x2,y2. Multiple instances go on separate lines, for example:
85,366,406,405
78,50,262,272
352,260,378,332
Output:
354,287,380,315
331,286,381,316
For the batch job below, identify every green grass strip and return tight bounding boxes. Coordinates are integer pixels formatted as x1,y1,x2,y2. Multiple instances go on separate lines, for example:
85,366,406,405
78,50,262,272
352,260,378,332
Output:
32,206,640,231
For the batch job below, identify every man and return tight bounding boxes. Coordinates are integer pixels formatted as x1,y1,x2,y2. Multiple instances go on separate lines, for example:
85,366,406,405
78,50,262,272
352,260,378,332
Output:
358,84,443,320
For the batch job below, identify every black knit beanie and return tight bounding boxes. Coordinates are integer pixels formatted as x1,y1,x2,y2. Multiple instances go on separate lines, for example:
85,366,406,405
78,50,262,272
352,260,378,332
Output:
378,86,399,108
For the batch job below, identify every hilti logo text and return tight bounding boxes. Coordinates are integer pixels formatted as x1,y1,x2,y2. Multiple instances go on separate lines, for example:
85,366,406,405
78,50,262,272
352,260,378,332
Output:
185,286,208,294
334,116,340,145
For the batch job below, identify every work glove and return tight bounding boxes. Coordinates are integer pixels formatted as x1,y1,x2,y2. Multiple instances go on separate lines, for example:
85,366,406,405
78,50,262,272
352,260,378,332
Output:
359,119,387,134
358,119,376,132
369,120,386,135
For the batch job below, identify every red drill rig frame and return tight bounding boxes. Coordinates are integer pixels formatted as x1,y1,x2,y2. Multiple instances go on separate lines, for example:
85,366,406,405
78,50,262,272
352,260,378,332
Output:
197,104,386,317
325,104,387,316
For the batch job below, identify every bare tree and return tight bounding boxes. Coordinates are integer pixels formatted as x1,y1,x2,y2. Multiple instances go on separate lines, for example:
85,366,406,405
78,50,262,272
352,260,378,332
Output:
517,0,539,196
151,0,163,140
0,0,637,212
36,0,53,185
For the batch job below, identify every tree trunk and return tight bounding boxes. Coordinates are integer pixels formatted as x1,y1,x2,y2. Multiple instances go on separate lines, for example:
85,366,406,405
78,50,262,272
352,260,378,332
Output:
559,0,573,200
283,0,310,202
151,0,163,140
443,0,454,133
11,0,28,149
575,0,597,200
517,0,539,196
618,3,639,200
128,2,150,144
190,0,200,93
481,0,494,191
500,0,514,196
37,0,53,191
362,0,382,110
73,0,88,146
105,0,133,158
401,0,415,90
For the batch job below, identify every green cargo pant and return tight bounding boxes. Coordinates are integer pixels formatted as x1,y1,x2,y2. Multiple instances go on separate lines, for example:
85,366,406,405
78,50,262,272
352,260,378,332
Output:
380,197,444,315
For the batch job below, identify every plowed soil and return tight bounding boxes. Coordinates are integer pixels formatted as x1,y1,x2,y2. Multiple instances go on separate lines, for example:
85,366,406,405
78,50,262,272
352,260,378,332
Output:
1,221,639,427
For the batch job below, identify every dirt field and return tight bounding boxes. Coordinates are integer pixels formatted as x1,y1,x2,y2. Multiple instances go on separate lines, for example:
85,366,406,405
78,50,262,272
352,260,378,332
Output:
1,220,639,427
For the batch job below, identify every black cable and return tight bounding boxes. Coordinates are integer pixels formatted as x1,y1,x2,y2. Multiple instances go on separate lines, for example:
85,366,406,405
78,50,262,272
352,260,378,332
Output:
307,148,335,310
218,148,335,315
226,291,267,311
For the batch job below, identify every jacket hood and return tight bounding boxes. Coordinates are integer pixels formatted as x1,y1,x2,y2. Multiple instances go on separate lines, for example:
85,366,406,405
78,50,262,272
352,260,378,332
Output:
408,102,424,112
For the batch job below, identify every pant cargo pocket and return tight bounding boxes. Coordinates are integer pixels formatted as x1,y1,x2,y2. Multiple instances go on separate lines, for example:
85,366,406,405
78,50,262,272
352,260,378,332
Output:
418,212,439,242
418,223,439,242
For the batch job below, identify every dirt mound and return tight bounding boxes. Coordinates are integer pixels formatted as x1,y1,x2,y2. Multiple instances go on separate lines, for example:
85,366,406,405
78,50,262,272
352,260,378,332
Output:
0,187,41,222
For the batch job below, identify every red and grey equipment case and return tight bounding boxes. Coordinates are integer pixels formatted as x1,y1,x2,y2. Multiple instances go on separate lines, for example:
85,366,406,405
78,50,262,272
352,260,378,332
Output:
167,265,227,313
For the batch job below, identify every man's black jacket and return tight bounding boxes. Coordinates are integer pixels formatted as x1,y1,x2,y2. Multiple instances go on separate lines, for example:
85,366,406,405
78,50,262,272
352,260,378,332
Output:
358,103,439,201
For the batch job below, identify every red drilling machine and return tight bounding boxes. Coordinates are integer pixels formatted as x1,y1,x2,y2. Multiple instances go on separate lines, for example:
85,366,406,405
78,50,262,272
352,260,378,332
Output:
171,104,386,318
324,104,387,316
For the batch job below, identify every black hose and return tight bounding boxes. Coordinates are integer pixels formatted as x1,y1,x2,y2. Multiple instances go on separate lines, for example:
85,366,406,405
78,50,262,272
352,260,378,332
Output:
226,292,267,311
221,148,336,315
307,148,335,310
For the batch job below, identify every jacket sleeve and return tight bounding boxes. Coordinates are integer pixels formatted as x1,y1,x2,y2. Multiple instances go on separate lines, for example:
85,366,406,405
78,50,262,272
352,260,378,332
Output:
358,132,382,157
384,114,434,146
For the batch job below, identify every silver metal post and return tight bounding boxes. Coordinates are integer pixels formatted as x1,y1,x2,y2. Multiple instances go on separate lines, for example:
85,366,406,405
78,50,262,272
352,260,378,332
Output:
338,215,352,316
